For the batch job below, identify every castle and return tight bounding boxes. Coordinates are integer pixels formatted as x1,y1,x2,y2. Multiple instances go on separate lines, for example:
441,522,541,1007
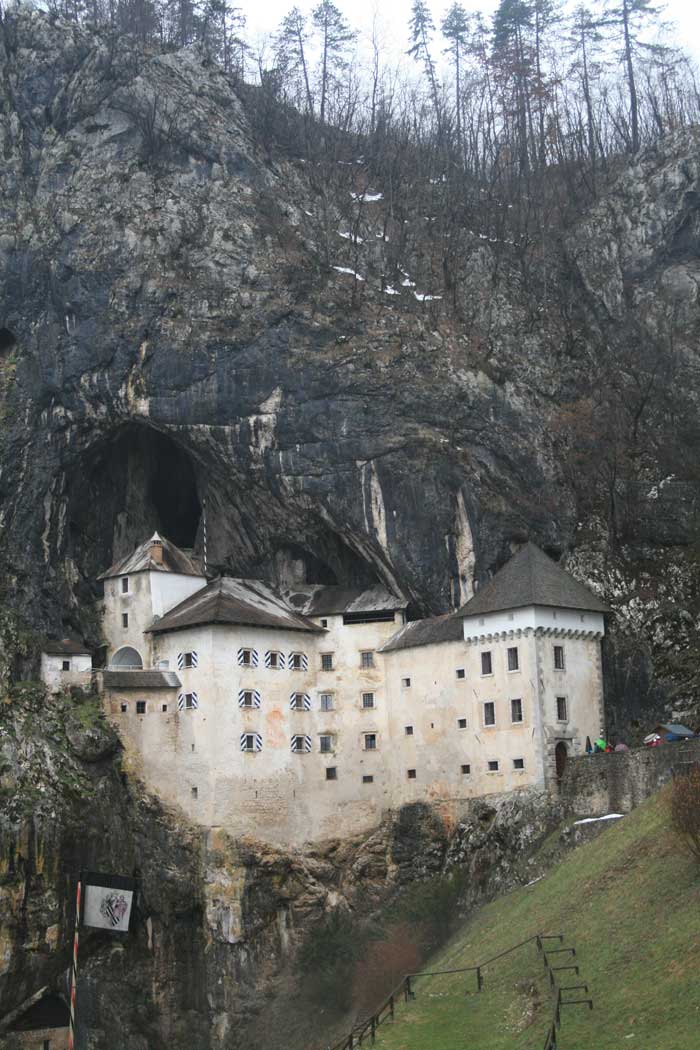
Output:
44,535,608,844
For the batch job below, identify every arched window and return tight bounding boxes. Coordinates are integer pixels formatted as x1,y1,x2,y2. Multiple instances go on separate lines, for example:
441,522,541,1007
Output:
111,646,143,669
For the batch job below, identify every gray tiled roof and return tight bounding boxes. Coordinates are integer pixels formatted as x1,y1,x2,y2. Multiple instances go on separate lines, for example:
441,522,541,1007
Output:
99,533,204,579
103,670,181,689
284,583,407,616
147,577,325,635
380,613,464,653
457,542,609,617
43,637,91,655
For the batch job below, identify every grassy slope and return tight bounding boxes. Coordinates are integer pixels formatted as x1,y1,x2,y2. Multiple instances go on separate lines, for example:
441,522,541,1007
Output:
373,792,700,1050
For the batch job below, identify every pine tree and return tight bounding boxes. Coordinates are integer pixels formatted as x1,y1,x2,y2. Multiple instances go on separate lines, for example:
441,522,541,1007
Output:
603,0,666,153
492,0,536,174
407,0,441,128
275,6,314,115
311,0,355,126
441,2,470,154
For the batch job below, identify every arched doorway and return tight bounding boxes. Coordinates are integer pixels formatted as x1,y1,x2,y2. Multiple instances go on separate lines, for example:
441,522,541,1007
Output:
111,646,143,669
555,741,568,779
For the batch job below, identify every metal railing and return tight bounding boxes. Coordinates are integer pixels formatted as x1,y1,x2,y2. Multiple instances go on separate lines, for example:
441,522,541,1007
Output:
318,932,593,1050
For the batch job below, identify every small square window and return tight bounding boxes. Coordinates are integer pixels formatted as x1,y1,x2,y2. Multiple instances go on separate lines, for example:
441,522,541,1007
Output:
162,704,168,712
461,763,471,775
241,649,253,666
242,734,256,751
511,698,523,723
319,734,334,753
61,660,70,671
362,775,374,783
402,677,411,687
554,645,565,670
483,701,496,727
513,758,525,770
407,768,417,779
360,651,375,669
320,693,334,711
291,693,307,711
136,700,146,714
183,694,196,710
121,577,129,594
321,653,334,671
326,767,338,781
268,651,280,669
507,646,519,671
458,717,467,729
241,691,255,708
321,618,328,627
191,786,198,798
362,692,375,709
488,760,500,772
556,696,568,721
183,652,195,668
456,668,466,680
120,702,128,713
290,653,304,670
405,725,414,736
481,651,493,675
122,613,129,628
364,733,377,751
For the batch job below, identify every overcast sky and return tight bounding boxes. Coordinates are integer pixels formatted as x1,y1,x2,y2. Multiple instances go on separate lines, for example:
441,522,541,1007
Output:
241,0,700,67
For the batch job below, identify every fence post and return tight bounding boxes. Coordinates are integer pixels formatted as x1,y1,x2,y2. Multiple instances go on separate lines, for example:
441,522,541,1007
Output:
404,976,412,1002
389,995,394,1021
476,966,483,992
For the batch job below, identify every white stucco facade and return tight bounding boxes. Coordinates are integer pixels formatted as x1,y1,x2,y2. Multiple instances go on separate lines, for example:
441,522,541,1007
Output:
40,651,93,694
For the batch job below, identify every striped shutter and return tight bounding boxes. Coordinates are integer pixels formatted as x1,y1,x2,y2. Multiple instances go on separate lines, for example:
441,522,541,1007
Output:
237,648,259,667
289,652,308,671
289,692,311,711
291,734,312,753
178,692,199,711
177,651,198,670
240,732,263,752
264,650,285,669
238,689,262,708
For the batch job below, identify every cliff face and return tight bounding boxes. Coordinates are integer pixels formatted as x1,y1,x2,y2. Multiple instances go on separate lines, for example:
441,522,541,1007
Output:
2,11,700,725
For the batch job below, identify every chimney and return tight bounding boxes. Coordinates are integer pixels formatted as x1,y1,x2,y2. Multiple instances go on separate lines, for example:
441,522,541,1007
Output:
150,535,164,565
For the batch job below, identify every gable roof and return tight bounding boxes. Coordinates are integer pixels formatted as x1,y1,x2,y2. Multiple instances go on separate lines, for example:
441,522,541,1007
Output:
146,577,325,635
284,583,407,617
457,543,609,618
43,637,91,656
99,533,204,580
380,612,464,653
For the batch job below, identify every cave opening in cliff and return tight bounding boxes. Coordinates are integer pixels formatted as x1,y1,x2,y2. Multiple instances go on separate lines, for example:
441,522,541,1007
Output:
0,327,17,354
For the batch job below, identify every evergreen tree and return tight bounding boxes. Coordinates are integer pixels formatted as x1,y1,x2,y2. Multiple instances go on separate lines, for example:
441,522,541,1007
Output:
492,0,536,173
311,0,355,126
275,6,314,114
407,0,441,127
603,0,667,153
441,2,470,154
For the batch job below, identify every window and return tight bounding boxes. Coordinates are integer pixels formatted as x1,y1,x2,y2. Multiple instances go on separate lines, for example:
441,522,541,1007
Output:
513,758,525,770
122,613,129,628
326,767,338,781
290,652,307,671
362,775,374,783
456,668,466,680
407,768,417,779
290,692,310,711
240,690,255,708
121,577,129,594
265,650,283,669
360,651,375,669
458,717,467,729
120,702,128,713
179,693,198,710
319,734,334,753
321,653,334,671
320,693,334,711
405,725,414,736
481,651,493,675
191,786,198,799
321,618,328,627
554,645,565,670
507,646,519,671
241,733,260,752
136,701,146,714
483,701,496,727
402,677,411,687
461,764,471,775
362,692,375,709
488,760,500,772
364,733,377,751
511,698,523,723
239,648,255,667
291,734,311,753
162,704,168,712
43,1042,51,1050
556,696,568,721
62,659,71,671
178,651,197,669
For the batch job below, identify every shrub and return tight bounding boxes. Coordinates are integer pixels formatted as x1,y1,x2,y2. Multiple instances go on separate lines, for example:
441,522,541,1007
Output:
668,766,700,862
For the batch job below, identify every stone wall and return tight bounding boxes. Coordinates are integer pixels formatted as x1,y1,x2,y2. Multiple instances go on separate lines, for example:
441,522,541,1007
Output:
559,738,700,815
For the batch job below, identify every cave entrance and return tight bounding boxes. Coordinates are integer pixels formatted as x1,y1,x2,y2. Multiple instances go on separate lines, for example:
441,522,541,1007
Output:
0,327,17,354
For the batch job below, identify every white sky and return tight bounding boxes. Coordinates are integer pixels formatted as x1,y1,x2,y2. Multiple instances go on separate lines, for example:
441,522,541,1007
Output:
241,0,700,67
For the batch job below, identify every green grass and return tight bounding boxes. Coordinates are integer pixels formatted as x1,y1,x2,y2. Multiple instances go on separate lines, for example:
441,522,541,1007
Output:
372,792,700,1050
